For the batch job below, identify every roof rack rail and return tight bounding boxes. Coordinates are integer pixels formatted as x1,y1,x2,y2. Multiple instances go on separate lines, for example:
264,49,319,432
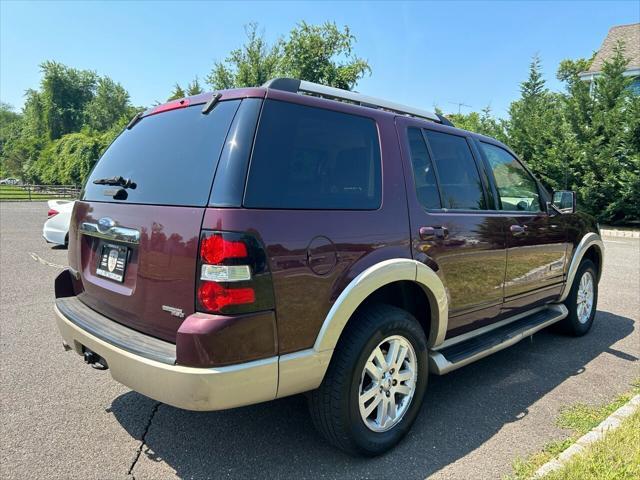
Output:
262,78,443,123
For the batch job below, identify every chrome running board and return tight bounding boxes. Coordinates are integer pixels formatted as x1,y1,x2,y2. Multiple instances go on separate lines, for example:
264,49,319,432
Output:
428,304,568,375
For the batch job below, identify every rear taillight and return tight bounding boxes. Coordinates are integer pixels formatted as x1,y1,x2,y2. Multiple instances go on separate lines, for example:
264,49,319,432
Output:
197,282,255,312
47,209,59,218
196,231,274,315
200,234,248,264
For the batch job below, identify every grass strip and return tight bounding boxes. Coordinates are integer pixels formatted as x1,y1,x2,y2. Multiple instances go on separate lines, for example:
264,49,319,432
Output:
542,408,639,480
507,379,640,479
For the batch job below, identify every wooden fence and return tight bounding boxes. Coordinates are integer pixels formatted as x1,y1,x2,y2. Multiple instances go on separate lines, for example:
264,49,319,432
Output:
0,184,80,201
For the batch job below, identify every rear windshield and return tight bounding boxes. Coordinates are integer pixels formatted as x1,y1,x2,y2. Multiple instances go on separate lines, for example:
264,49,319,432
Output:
83,100,240,206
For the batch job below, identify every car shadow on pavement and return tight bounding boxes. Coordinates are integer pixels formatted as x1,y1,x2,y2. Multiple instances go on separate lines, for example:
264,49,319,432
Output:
110,310,636,480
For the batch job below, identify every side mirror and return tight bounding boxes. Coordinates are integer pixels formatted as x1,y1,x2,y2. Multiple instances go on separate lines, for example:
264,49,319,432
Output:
550,190,576,214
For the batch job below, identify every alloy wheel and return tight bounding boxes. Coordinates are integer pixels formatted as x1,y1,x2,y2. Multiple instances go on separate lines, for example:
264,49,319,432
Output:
358,335,417,432
576,270,594,324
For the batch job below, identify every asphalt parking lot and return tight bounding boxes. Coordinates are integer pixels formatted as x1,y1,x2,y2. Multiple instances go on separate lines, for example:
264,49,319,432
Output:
1,201,638,480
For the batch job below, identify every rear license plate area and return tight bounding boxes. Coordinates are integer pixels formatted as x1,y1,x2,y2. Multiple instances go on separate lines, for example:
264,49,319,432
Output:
96,241,129,283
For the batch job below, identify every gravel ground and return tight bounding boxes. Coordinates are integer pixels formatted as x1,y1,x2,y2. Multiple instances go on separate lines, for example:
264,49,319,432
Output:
1,202,638,479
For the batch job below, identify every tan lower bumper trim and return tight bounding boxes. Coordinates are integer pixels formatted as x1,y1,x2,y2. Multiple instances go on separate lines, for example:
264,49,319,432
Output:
55,306,278,411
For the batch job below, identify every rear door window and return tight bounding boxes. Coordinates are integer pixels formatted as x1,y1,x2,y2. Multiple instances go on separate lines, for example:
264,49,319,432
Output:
407,128,441,209
243,100,382,210
83,100,240,206
424,130,487,210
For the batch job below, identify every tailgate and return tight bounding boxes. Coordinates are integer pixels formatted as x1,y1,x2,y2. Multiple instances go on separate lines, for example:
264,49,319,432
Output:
71,201,203,342
68,98,242,342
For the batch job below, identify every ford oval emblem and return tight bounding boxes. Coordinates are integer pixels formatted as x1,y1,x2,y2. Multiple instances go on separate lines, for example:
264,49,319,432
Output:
97,217,116,232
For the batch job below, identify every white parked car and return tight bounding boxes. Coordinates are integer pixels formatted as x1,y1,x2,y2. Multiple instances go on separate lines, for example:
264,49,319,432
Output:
0,177,20,185
43,200,75,247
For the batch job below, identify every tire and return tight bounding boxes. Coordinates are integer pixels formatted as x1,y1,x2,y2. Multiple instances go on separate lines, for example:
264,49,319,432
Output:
559,259,598,336
308,304,428,456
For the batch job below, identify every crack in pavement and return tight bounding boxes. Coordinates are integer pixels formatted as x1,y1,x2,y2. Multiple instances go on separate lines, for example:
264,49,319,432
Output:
28,252,66,269
128,402,160,479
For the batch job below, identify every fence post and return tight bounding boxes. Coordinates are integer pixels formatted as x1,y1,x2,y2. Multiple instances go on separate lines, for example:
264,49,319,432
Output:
28,185,32,201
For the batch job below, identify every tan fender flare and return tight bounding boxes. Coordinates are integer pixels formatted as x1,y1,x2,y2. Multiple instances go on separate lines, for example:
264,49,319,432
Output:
314,258,449,352
558,232,605,303
277,258,448,399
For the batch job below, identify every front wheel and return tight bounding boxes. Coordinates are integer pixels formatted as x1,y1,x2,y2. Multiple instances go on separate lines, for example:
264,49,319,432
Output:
559,259,598,336
308,304,428,456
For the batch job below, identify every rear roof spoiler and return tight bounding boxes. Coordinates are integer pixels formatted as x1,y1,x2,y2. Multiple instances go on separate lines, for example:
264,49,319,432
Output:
262,78,453,126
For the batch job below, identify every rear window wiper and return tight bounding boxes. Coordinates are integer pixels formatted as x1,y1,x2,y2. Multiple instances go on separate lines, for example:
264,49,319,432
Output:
93,176,137,189
126,111,143,130
202,93,222,114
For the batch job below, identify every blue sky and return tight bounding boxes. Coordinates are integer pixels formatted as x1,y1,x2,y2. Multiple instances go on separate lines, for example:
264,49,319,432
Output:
1,1,638,117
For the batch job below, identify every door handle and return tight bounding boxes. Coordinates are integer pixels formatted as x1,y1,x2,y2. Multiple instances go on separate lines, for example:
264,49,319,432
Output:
510,224,527,235
419,226,448,240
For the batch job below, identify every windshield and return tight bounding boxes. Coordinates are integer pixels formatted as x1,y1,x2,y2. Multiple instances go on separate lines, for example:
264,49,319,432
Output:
83,100,240,206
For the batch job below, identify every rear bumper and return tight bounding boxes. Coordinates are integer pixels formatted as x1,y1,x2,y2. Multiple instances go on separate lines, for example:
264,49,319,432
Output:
42,226,66,245
55,303,278,411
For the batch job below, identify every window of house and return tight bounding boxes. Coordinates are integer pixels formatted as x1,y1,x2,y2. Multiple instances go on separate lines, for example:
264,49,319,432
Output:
244,100,382,210
423,130,486,210
480,142,541,212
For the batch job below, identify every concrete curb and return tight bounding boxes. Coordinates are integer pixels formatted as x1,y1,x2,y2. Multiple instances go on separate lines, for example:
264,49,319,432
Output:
600,228,640,238
533,394,640,478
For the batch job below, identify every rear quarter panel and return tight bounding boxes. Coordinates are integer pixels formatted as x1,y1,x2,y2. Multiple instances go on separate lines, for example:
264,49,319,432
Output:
202,100,411,354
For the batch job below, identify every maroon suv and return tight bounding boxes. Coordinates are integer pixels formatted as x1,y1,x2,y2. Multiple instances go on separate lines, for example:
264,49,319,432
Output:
54,78,604,456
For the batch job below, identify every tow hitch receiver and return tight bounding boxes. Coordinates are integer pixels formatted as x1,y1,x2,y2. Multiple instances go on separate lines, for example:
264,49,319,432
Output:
83,348,108,370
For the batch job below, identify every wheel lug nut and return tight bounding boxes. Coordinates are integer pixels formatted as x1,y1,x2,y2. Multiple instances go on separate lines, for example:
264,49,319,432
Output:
393,380,397,386
386,391,390,397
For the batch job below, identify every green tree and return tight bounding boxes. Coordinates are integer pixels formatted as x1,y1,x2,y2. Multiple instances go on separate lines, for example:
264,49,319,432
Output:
186,76,203,95
207,23,282,89
167,83,186,101
557,57,594,145
4,61,136,184
27,117,127,185
21,89,47,140
280,21,370,90
0,103,24,177
39,61,97,140
505,55,568,190
562,43,640,224
446,106,506,141
5,92,48,181
84,77,133,131
207,22,370,91
167,77,202,100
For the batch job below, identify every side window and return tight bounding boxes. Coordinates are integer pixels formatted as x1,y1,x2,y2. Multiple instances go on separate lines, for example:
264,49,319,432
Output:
424,130,487,210
480,142,541,212
407,128,441,209
244,100,381,210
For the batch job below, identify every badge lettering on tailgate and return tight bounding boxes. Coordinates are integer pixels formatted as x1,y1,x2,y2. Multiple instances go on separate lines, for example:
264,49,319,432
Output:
162,305,185,318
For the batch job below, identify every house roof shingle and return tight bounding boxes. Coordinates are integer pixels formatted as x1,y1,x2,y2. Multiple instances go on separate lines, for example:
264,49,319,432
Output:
584,23,640,74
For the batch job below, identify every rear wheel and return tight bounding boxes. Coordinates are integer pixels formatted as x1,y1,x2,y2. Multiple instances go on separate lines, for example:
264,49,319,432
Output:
559,259,598,336
308,304,428,456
